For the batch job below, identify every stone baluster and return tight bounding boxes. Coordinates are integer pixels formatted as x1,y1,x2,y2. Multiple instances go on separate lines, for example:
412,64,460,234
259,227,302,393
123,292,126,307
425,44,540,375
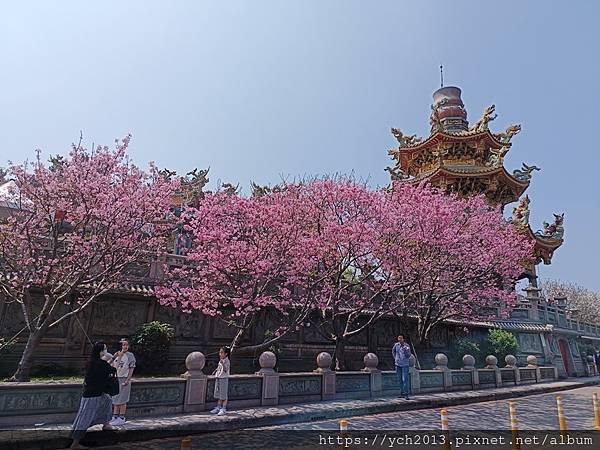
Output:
181,351,207,412
362,353,382,397
526,354,542,382
314,352,335,400
256,351,279,406
504,354,520,385
587,355,598,376
408,354,420,394
434,353,452,391
462,354,479,388
485,355,502,387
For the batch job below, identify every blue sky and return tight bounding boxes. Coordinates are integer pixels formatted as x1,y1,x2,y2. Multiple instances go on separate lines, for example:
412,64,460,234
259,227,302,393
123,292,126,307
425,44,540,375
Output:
1,1,598,289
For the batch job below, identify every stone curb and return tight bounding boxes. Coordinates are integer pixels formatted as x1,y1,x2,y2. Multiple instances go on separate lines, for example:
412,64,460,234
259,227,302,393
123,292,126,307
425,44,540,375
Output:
3,378,598,450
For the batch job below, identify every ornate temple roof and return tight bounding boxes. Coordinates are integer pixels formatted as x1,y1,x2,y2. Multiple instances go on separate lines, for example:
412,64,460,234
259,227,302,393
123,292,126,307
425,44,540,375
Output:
510,196,564,265
396,128,506,154
387,86,533,208
387,85,564,265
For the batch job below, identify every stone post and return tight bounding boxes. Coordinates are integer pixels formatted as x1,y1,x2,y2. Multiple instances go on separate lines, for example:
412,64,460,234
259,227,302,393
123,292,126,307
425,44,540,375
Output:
485,355,502,387
504,354,520,385
434,353,452,391
408,354,420,394
362,353,382,397
526,355,541,382
181,351,207,413
256,351,279,406
586,355,598,376
314,352,335,400
462,354,479,388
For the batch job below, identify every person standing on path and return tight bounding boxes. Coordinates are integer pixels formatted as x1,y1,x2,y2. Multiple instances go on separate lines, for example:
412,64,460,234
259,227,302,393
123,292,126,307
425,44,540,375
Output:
109,338,136,426
392,334,412,400
70,341,116,449
210,346,231,416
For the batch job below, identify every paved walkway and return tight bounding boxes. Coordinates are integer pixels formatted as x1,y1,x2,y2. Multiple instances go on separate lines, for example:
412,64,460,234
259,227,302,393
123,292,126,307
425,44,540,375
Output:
1,377,598,449
94,386,600,449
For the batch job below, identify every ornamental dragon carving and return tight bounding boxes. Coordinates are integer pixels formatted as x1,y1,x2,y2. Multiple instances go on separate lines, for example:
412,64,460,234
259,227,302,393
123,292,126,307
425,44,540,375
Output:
536,213,565,240
510,195,530,228
513,163,540,182
390,128,422,147
385,165,411,181
470,104,497,132
429,101,444,134
486,147,509,167
495,124,522,144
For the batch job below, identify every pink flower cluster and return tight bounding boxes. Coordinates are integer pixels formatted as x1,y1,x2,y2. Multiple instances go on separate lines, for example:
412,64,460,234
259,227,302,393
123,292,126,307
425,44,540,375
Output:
0,136,177,313
156,179,533,343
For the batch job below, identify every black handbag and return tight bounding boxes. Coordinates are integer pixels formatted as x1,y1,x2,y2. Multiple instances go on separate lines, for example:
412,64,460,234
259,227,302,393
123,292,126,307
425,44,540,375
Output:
105,373,120,396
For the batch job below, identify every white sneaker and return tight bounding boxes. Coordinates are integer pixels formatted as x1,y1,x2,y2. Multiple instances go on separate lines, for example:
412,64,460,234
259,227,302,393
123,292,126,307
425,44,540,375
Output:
110,417,126,426
217,408,227,415
108,417,119,426
210,406,221,414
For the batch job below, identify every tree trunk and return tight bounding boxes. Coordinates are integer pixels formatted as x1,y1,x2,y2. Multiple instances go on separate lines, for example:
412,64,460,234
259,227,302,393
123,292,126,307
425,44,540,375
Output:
333,336,347,371
9,327,46,382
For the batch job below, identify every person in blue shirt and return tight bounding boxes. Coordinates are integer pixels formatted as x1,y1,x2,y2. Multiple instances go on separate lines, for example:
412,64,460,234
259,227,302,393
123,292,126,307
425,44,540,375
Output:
392,334,412,399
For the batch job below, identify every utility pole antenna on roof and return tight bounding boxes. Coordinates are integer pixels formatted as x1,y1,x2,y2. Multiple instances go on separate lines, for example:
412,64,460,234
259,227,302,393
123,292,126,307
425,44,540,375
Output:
440,64,444,88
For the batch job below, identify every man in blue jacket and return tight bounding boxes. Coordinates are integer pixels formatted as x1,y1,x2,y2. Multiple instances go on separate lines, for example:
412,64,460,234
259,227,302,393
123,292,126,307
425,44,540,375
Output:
392,334,412,399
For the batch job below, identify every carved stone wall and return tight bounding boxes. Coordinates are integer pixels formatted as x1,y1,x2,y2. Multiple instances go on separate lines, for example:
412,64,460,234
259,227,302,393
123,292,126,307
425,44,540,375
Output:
0,378,186,426
451,370,472,387
418,371,444,391
278,374,322,404
0,293,461,376
0,357,561,426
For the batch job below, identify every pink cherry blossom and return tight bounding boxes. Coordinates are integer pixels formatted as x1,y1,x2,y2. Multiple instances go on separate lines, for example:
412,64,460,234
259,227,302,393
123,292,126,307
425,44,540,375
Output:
0,136,176,381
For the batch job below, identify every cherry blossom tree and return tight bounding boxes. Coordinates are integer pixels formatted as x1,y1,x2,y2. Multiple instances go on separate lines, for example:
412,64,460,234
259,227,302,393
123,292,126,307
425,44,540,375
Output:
292,179,420,369
542,279,600,325
384,183,534,347
156,186,320,355
157,178,533,369
0,136,175,381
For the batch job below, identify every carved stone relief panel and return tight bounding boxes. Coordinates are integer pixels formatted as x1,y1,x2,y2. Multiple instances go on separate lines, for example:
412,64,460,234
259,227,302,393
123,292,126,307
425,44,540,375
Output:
336,374,370,393
0,386,81,416
518,333,543,354
211,317,244,341
155,303,205,340
451,371,472,386
278,376,322,397
477,370,496,385
89,297,149,337
429,325,449,349
419,371,444,388
302,322,331,344
0,297,69,339
129,382,185,407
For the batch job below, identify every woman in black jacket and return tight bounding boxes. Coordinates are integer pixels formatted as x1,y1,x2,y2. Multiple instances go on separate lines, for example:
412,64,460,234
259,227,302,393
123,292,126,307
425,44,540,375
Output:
70,341,117,449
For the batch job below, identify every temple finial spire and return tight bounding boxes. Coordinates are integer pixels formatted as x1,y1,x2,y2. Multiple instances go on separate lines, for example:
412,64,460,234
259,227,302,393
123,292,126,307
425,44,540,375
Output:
440,64,444,88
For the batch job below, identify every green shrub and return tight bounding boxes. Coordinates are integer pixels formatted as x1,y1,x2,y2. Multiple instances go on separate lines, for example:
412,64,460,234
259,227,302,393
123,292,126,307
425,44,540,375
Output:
578,342,596,358
483,329,519,365
131,321,175,375
449,337,482,368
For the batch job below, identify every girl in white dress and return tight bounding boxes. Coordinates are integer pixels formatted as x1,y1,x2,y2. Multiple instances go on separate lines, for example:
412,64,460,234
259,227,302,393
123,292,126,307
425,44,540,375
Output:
210,346,230,415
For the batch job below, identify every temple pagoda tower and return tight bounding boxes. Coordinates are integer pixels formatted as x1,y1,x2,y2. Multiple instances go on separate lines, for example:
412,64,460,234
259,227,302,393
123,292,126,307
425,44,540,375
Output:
386,86,564,278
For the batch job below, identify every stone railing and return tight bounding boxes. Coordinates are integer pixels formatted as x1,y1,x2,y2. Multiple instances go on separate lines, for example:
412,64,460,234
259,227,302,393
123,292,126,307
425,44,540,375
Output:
0,350,561,426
